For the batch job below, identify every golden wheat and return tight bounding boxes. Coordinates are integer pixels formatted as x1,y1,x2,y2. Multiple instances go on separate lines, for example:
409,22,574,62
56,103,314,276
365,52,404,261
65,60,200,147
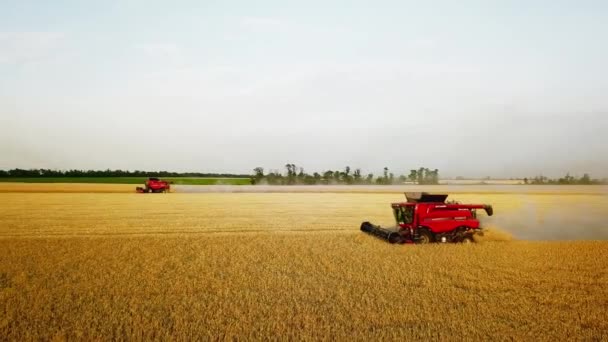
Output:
0,182,135,193
0,188,607,340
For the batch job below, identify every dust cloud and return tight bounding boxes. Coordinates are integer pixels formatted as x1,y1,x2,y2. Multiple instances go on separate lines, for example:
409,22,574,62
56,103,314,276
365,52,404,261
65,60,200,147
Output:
479,196,608,241
474,227,513,242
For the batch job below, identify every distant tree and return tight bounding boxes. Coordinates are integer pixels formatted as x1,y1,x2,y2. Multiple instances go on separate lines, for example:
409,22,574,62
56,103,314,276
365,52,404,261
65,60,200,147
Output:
313,172,321,182
580,173,591,185
342,166,353,184
323,170,334,184
252,167,265,184
430,169,439,184
558,173,573,184
353,168,362,184
524,173,602,185
267,169,284,185
408,170,418,183
298,167,305,182
333,170,341,183
404,167,440,184
378,167,389,185
417,167,425,184
303,174,316,185
285,164,297,184
424,168,431,183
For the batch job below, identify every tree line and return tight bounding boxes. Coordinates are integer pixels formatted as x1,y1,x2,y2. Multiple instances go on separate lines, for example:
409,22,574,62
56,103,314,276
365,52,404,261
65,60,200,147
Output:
0,169,251,178
2,167,604,185
252,165,440,185
523,173,605,185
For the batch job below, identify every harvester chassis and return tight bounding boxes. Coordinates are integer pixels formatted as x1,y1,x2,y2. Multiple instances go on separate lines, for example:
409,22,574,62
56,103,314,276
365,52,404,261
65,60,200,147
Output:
360,192,492,244
135,177,171,193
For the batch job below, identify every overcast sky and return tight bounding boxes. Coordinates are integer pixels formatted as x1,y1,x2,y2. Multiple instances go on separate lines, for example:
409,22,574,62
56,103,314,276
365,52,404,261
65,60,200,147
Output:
1,0,607,178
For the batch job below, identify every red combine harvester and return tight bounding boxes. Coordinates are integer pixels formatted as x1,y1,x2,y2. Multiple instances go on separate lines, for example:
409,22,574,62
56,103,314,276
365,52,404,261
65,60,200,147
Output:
361,192,493,244
136,178,171,193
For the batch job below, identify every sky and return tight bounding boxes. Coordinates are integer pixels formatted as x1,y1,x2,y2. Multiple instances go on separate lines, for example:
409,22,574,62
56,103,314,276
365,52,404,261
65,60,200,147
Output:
1,0,607,178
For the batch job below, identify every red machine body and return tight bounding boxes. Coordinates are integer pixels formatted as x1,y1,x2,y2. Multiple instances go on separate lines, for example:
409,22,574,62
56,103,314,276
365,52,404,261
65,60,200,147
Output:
361,193,493,244
136,178,171,193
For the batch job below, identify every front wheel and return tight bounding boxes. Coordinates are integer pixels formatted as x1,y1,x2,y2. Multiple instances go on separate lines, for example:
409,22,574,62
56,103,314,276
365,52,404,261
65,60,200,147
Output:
416,230,434,244
461,235,475,244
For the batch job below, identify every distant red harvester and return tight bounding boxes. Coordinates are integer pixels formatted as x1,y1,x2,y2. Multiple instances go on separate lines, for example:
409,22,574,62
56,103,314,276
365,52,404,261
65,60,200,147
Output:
136,177,171,193
360,192,493,244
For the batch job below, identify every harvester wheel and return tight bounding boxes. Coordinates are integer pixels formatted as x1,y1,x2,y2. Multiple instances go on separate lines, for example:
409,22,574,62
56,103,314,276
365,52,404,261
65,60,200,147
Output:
416,230,434,244
462,235,474,244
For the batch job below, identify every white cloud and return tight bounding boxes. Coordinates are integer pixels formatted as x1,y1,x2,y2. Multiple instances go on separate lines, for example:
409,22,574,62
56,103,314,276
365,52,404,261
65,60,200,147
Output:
410,38,437,49
239,16,283,30
0,32,65,65
135,43,185,66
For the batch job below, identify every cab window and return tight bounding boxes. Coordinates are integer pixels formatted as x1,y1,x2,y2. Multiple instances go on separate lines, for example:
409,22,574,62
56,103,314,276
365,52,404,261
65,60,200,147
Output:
394,206,414,224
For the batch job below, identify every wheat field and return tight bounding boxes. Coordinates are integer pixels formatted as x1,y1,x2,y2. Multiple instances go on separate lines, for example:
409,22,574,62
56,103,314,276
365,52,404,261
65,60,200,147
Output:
1,185,607,340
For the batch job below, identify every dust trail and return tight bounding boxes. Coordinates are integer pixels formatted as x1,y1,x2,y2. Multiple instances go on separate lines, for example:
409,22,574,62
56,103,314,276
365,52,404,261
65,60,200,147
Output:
480,195,608,241
474,226,513,242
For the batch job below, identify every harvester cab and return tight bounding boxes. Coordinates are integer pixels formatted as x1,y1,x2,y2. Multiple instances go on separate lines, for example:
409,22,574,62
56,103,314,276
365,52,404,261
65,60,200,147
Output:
393,204,415,225
361,192,493,244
